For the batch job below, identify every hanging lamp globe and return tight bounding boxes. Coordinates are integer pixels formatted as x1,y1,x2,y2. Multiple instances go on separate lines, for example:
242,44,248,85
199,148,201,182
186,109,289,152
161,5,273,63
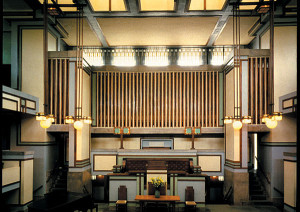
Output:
266,119,277,129
233,120,242,130
74,120,83,130
40,118,52,129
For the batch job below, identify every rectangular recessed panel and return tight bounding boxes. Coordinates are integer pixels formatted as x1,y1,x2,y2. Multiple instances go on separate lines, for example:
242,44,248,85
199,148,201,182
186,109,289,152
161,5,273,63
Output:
240,5,257,10
140,0,174,11
189,0,226,10
283,99,294,109
89,0,126,12
97,17,218,46
3,99,18,111
198,155,221,172
94,155,116,171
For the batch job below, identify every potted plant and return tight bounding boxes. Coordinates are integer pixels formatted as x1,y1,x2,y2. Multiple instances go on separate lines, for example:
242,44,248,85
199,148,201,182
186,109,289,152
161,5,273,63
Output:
151,177,164,198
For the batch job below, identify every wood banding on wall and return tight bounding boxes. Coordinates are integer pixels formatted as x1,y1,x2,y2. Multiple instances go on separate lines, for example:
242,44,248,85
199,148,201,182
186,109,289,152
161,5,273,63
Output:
48,59,69,124
248,57,269,124
94,71,220,128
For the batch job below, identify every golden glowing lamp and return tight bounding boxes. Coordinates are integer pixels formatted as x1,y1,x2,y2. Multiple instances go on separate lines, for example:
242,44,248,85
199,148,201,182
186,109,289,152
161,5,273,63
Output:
36,112,46,121
224,116,233,124
65,116,74,124
273,112,282,121
74,120,83,130
47,114,55,123
261,114,269,123
242,116,252,124
83,116,92,124
40,118,52,129
233,120,242,130
266,119,277,129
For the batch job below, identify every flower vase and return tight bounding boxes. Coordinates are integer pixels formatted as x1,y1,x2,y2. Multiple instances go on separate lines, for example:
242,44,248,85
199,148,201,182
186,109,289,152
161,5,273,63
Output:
155,189,160,198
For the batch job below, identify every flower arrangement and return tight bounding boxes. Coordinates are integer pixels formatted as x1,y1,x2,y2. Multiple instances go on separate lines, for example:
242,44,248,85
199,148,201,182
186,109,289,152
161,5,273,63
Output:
151,177,164,189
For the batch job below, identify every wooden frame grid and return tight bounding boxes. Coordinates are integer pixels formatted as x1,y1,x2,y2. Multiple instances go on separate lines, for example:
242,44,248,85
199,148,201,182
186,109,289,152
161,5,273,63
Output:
93,71,220,128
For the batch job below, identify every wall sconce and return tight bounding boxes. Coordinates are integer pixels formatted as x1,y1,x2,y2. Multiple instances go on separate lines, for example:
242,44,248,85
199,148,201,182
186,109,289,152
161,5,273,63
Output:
36,112,55,129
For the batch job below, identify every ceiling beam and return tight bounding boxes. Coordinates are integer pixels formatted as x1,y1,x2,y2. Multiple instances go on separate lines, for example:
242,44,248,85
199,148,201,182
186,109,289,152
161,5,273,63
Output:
177,0,188,14
77,0,109,47
63,10,253,18
127,0,139,15
206,3,232,46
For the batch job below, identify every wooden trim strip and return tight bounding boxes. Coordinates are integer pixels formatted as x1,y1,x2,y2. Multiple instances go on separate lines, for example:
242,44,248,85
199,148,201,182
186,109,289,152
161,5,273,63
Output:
103,72,106,127
125,73,128,127
132,73,135,127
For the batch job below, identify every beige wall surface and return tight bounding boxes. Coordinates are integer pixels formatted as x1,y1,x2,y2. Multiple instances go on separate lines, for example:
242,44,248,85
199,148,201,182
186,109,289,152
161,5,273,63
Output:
48,32,57,51
3,161,19,168
274,26,297,112
83,71,91,117
94,155,116,171
21,159,33,204
21,117,55,142
2,167,20,186
260,29,270,49
284,161,296,207
21,29,44,112
76,124,90,161
260,27,297,112
92,137,140,149
198,155,221,172
174,137,224,150
225,70,240,161
261,115,296,143
75,71,91,161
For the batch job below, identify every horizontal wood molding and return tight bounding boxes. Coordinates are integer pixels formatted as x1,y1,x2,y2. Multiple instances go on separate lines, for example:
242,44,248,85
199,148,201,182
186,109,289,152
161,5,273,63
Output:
91,127,223,134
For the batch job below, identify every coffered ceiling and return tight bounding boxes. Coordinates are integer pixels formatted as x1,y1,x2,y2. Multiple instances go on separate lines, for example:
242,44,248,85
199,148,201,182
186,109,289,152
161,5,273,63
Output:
4,0,298,47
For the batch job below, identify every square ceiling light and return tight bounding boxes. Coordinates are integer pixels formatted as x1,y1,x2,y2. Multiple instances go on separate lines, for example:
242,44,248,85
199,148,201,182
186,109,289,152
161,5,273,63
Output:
39,0,77,12
89,0,126,11
189,0,226,11
140,0,175,11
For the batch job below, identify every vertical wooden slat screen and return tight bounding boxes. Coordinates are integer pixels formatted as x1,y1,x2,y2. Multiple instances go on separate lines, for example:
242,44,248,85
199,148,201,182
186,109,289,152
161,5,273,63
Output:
48,59,69,124
94,71,220,128
248,57,270,124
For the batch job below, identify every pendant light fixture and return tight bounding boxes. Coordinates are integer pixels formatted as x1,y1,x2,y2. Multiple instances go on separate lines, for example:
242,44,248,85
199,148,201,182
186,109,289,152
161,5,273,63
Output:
260,0,282,129
64,4,92,130
224,3,252,130
36,0,55,129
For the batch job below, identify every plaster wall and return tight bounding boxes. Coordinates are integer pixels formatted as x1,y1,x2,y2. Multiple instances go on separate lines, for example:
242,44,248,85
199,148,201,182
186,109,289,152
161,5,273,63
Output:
21,29,55,143
260,26,297,112
76,71,91,161
225,70,240,161
258,143,296,200
10,122,59,197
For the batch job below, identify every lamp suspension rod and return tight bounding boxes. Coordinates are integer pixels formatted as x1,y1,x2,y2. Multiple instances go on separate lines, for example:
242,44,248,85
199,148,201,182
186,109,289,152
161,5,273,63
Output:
269,0,275,115
43,0,49,114
81,7,84,117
